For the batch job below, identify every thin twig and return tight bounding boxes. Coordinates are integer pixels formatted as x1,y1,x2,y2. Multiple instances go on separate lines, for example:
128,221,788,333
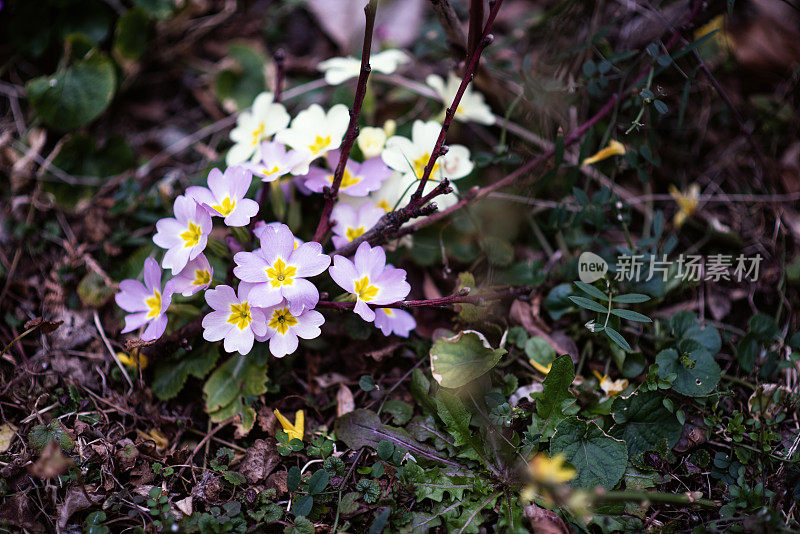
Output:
411,0,503,202
317,285,530,312
396,1,703,238
94,310,134,392
312,0,378,243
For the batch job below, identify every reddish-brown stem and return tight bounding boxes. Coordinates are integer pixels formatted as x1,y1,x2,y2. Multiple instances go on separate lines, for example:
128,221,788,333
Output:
410,0,503,202
317,285,530,311
330,178,453,257
396,0,703,238
467,0,485,64
312,0,378,243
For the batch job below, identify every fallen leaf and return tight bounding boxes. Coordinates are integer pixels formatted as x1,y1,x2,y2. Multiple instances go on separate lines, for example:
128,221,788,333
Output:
238,439,279,484
337,384,355,417
30,441,73,479
57,486,103,530
0,423,18,453
175,496,193,517
523,504,571,534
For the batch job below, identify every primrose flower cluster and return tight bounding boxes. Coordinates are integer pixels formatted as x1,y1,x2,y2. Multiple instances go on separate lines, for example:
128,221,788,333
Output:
116,48,494,357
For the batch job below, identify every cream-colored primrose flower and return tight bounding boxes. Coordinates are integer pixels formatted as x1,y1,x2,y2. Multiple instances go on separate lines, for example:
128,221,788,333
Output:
381,120,473,212
275,104,350,174
226,92,290,165
317,49,409,85
358,120,397,158
274,409,304,442
592,370,628,397
581,139,626,166
669,183,700,228
426,72,494,125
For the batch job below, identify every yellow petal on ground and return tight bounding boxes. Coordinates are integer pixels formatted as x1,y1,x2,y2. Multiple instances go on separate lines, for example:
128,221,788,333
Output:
117,351,148,369
137,429,169,452
531,360,552,375
581,139,626,166
274,409,304,442
0,423,18,453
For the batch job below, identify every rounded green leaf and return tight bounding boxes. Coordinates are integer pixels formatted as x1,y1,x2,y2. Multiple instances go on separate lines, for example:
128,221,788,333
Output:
430,330,506,388
655,341,720,397
26,52,116,130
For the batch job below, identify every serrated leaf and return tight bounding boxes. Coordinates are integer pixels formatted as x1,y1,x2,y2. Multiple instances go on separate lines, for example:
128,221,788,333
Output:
27,52,116,130
568,296,608,314
152,348,219,400
430,331,506,389
535,355,575,438
204,355,267,412
551,417,627,488
610,390,683,458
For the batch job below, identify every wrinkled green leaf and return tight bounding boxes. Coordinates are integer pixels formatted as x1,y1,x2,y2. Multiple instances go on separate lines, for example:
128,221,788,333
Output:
430,331,506,389
551,417,627,488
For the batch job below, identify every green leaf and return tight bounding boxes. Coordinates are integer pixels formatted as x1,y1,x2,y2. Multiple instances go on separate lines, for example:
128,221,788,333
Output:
535,355,575,437
605,327,632,352
574,281,608,301
291,495,313,517
383,399,413,425
611,293,650,304
430,331,506,389
28,421,75,452
610,390,683,459
204,355,268,412
611,309,652,323
26,51,116,130
134,0,175,19
113,8,151,60
377,440,395,461
214,43,268,110
152,347,219,400
545,283,576,320
334,409,462,468
307,469,329,495
287,466,301,492
77,271,115,307
551,417,627,488
524,336,556,368
656,341,720,397
568,296,608,314
737,333,759,372
434,390,489,464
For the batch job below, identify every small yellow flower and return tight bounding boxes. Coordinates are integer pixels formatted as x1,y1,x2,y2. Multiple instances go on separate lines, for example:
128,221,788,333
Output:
529,452,576,485
117,351,148,369
274,409,304,442
592,370,628,397
669,183,700,228
694,15,734,52
581,139,626,166
531,360,552,375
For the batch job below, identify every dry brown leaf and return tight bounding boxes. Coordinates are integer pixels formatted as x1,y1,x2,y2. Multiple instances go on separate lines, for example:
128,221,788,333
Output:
523,504,572,534
337,384,355,417
238,439,280,484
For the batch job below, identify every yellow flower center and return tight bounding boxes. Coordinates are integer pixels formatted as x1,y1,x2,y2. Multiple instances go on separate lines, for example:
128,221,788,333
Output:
211,197,236,217
354,275,379,301
411,153,440,179
268,307,298,335
227,301,252,330
326,168,361,189
180,222,202,248
193,269,211,286
251,123,266,146
308,135,331,155
145,290,162,319
383,308,394,317
345,226,365,242
263,165,282,177
376,199,391,213
266,258,297,287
